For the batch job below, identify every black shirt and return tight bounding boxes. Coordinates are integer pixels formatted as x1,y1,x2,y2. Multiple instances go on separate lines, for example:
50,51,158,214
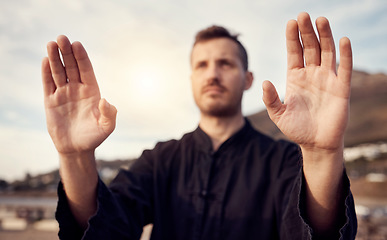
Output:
56,119,357,239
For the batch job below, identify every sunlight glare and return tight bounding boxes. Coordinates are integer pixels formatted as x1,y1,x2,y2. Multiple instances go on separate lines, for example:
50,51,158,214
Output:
122,65,165,106
133,70,159,95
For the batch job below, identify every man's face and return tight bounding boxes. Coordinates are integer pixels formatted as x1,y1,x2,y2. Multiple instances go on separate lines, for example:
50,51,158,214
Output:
190,38,253,117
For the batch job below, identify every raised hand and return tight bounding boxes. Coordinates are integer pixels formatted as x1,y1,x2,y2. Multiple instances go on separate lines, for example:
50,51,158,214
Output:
263,12,352,152
42,35,117,155
262,13,353,235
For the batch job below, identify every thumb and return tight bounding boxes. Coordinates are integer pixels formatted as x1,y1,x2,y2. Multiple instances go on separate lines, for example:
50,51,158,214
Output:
98,98,117,134
262,80,284,124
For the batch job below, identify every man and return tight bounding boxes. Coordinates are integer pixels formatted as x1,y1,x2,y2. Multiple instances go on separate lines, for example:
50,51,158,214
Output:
42,12,357,239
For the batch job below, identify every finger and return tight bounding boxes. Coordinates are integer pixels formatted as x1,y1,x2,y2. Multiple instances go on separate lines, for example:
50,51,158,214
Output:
262,80,284,124
297,12,321,66
99,98,117,135
41,57,56,96
72,41,98,86
57,35,81,83
286,19,304,69
47,41,67,87
337,37,352,85
316,17,336,71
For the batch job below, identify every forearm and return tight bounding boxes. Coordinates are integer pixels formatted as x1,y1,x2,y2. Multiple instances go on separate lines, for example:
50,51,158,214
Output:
301,145,345,237
59,151,98,230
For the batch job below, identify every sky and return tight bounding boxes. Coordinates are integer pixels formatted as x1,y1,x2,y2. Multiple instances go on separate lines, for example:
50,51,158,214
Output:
0,0,386,181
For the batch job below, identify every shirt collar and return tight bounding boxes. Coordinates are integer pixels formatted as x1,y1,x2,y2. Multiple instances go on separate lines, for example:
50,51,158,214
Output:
193,118,254,154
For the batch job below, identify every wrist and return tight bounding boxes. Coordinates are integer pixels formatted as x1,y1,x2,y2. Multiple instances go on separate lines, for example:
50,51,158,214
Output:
58,150,95,162
301,144,344,165
299,139,344,154
58,150,98,181
301,144,345,187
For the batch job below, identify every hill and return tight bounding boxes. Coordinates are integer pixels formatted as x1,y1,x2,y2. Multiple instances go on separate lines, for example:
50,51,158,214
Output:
247,70,387,147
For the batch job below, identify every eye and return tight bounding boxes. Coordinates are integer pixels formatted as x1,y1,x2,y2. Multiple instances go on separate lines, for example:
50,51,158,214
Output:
219,59,232,67
195,61,207,69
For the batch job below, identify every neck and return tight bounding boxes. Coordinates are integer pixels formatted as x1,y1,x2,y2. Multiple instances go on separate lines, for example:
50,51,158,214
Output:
199,112,245,151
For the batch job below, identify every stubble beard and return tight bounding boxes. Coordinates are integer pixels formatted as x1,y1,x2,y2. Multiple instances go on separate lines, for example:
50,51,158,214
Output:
197,95,242,118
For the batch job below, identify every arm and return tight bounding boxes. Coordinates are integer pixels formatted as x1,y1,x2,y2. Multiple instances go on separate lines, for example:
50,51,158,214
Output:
262,12,352,236
42,35,117,229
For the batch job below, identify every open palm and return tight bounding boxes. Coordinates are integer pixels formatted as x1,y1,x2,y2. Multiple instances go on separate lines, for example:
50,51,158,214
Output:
263,13,352,151
42,36,117,155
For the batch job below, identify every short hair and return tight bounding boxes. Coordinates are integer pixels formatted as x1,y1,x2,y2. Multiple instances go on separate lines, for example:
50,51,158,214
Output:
193,25,248,71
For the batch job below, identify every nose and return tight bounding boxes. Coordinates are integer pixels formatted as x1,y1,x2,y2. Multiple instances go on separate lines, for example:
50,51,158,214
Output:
204,63,221,83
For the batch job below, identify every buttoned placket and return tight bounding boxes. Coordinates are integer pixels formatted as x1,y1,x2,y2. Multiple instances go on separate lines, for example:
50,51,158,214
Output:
191,122,248,240
192,149,218,240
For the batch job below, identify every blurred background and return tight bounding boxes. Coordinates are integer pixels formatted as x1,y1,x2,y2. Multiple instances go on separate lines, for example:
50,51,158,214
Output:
0,0,386,239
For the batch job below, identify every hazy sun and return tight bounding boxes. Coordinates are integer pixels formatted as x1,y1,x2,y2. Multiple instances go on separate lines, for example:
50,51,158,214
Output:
124,65,165,104
132,70,159,95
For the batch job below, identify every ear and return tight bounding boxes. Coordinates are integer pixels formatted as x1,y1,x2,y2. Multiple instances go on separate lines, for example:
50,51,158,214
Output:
244,71,254,90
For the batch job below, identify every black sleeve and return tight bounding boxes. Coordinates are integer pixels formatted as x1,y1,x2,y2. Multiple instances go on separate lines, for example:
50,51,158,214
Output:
55,151,155,240
280,168,358,239
271,141,357,239
271,141,313,239
56,180,87,239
